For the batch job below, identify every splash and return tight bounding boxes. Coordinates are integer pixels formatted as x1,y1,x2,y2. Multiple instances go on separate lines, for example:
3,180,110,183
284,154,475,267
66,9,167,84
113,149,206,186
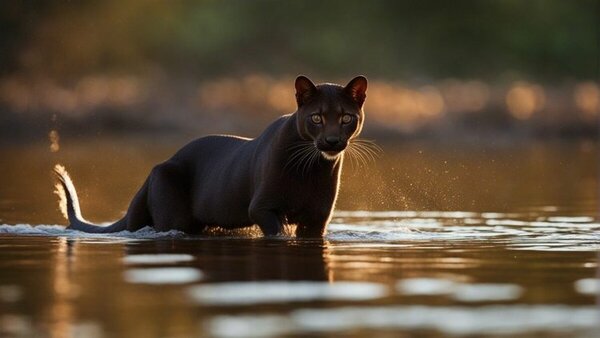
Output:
48,130,60,152
0,210,598,251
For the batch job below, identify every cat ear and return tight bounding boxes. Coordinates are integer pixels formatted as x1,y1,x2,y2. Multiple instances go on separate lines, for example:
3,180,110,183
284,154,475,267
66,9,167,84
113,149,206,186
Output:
344,75,368,108
295,75,317,107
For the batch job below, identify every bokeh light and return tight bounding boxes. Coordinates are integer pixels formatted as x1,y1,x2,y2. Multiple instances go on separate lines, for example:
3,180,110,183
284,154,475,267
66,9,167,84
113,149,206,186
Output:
574,82,599,120
505,82,545,120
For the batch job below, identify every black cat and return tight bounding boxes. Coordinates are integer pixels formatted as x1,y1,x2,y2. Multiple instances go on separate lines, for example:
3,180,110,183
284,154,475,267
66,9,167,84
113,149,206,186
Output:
54,75,369,237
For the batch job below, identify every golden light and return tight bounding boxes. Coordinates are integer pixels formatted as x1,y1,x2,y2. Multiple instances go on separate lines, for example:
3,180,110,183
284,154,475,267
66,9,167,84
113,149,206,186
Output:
243,74,269,105
267,82,295,112
574,82,599,119
4,74,596,134
506,82,545,120
360,81,449,131
463,80,490,111
416,86,445,117
440,79,490,113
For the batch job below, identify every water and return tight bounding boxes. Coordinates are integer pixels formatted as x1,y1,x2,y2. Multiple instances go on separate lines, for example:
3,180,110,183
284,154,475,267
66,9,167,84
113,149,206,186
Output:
0,138,598,337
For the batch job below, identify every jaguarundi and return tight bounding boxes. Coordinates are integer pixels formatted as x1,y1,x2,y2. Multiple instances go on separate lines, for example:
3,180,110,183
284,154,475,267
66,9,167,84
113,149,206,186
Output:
54,75,375,237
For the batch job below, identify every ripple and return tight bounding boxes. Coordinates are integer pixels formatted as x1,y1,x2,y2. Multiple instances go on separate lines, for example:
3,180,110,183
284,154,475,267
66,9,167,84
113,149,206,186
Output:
123,254,195,265
207,305,599,337
327,222,526,242
187,281,387,305
334,210,478,219
2,210,598,253
334,210,419,218
0,224,186,240
452,284,523,302
547,216,595,223
574,278,600,295
124,267,203,284
396,278,523,302
396,278,455,295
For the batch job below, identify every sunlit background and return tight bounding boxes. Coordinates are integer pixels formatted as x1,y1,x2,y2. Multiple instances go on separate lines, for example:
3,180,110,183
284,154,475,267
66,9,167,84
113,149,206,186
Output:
1,2,599,338
0,1,597,139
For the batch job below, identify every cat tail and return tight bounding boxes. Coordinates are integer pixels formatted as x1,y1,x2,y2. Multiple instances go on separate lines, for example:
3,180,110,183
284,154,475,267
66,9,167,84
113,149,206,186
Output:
53,164,127,233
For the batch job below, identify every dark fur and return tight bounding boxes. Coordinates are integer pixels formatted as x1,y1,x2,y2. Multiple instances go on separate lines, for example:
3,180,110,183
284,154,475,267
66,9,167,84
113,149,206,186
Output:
54,76,368,237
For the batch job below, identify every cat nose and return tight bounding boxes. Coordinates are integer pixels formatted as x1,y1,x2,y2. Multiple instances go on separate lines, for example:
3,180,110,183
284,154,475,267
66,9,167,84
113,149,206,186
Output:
325,136,340,146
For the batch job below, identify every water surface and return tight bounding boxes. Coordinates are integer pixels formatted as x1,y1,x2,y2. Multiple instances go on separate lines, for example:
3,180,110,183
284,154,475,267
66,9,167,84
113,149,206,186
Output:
0,139,598,337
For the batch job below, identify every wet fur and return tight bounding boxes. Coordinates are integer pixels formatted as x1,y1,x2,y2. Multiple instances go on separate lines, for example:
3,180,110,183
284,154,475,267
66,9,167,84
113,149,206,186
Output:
53,76,372,237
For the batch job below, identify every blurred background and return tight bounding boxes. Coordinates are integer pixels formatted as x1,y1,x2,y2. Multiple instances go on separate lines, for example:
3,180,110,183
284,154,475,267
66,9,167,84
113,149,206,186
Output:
0,4,598,337
0,0,597,223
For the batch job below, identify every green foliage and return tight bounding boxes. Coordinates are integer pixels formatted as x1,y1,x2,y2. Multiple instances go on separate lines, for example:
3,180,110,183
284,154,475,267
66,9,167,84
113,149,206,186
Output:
1,0,597,81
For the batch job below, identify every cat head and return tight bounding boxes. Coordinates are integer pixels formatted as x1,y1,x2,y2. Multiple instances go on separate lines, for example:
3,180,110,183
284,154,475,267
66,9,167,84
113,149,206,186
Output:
294,75,367,160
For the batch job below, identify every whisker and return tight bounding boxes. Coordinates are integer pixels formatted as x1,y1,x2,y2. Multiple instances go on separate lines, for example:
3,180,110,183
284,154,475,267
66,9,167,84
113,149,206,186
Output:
345,146,358,169
352,139,383,154
348,144,365,168
354,144,376,163
355,147,368,167
296,145,318,176
285,139,379,175
303,148,320,176
308,148,320,171
286,141,314,151
346,144,362,169
295,149,315,174
284,143,314,172
362,144,379,161
297,149,312,175
346,138,382,169
284,148,307,170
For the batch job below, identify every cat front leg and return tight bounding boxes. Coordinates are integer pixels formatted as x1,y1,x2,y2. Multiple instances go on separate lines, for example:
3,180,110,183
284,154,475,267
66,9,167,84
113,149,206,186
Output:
295,207,332,238
295,220,328,238
248,198,283,236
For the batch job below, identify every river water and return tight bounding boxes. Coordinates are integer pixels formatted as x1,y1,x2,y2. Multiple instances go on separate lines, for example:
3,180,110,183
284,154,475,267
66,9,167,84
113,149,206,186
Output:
0,138,598,337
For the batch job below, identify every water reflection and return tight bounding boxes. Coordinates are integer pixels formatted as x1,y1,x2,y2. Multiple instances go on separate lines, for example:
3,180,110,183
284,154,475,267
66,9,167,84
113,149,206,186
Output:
124,268,203,284
207,305,600,337
47,237,77,338
574,278,600,296
123,254,195,265
396,278,523,302
187,281,387,305
123,238,332,282
0,217,598,337
0,139,598,337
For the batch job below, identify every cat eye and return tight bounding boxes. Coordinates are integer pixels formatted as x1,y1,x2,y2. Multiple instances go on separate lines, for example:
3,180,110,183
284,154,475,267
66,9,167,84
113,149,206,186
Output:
341,114,353,124
311,114,322,124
